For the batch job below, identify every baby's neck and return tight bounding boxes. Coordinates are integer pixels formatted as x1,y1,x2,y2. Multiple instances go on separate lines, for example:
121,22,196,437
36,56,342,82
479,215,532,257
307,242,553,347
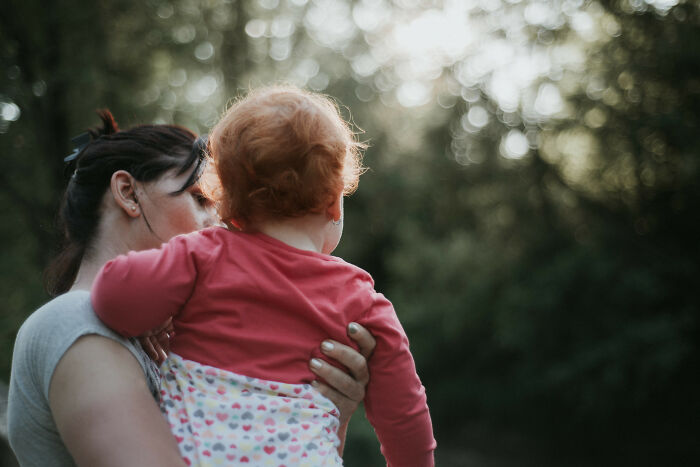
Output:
256,215,328,254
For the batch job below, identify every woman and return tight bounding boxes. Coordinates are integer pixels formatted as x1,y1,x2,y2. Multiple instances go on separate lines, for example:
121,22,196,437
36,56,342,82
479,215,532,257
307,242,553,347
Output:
7,111,375,466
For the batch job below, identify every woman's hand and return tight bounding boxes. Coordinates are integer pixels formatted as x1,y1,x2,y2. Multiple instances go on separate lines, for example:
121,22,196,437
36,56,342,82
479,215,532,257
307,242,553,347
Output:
138,317,174,365
308,322,376,454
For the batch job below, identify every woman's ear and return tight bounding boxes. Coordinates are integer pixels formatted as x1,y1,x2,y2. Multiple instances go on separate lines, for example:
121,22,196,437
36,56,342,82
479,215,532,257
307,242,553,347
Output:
110,170,141,218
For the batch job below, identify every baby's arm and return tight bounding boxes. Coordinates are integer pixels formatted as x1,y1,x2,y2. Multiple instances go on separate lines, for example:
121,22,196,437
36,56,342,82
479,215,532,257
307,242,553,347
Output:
92,234,199,336
358,294,436,467
309,322,376,456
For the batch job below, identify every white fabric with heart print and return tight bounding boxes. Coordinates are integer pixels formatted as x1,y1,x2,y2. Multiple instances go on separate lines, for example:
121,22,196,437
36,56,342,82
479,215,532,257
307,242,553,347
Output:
159,353,343,466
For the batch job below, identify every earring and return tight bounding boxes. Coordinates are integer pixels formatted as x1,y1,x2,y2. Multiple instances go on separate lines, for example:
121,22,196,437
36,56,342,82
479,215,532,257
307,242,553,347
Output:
332,218,341,226
131,205,137,211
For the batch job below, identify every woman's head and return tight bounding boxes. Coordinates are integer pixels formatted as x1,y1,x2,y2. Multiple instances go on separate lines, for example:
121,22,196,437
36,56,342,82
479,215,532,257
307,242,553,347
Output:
46,110,214,296
209,85,365,230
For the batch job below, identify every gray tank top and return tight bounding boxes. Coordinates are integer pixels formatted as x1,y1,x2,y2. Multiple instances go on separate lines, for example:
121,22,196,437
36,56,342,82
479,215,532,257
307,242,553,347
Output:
7,291,159,466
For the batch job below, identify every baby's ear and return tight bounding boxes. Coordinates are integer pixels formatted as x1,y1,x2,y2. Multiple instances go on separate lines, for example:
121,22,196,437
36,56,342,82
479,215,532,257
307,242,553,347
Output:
110,170,141,218
326,192,343,223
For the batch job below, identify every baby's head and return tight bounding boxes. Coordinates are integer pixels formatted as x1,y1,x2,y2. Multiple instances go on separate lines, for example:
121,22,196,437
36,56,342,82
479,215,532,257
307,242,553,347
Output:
210,85,364,234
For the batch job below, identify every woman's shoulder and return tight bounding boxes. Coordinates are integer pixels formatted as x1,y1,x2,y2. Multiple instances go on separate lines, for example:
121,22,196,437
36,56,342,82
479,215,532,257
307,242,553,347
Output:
15,290,155,357
13,290,159,400
14,290,107,363
16,291,93,340
13,291,129,393
11,292,95,400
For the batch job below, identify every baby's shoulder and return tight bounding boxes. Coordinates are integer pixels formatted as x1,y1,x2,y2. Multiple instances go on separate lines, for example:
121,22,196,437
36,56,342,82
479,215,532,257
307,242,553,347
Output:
188,226,252,251
329,256,376,287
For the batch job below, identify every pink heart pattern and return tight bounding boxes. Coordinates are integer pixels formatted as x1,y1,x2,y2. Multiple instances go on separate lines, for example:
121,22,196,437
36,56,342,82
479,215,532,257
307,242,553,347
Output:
160,353,342,466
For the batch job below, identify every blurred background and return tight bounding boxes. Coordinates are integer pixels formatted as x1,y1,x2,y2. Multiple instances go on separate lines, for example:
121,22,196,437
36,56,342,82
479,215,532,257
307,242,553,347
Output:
1,0,699,465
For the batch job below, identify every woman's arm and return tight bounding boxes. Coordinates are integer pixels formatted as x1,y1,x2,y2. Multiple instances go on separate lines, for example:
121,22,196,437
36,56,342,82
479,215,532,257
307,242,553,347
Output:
308,322,376,456
49,335,186,467
48,323,375,465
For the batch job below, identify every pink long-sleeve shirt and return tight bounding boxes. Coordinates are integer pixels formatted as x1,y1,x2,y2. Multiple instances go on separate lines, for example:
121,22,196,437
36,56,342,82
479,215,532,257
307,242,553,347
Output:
92,227,435,466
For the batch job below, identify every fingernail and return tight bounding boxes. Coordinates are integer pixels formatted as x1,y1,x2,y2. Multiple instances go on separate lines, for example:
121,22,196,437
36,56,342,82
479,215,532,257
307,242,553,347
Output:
348,322,359,334
321,341,334,352
311,380,319,387
310,358,323,369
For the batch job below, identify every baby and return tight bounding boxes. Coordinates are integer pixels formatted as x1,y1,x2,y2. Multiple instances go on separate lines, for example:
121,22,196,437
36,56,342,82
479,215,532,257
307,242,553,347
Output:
92,85,435,466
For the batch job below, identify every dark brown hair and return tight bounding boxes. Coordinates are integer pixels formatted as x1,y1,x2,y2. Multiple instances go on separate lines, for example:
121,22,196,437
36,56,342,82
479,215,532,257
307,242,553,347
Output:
45,110,205,296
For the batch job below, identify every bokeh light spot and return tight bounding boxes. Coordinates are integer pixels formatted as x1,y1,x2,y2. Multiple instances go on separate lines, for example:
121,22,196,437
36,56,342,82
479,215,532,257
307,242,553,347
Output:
467,106,490,129
156,3,174,19
169,69,188,87
194,42,215,61
501,129,529,159
245,19,267,38
396,81,432,107
0,102,21,121
173,24,196,43
534,83,564,117
32,81,47,97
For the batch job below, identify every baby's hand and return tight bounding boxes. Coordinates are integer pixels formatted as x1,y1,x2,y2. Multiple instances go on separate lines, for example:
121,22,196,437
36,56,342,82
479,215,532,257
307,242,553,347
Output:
138,317,175,365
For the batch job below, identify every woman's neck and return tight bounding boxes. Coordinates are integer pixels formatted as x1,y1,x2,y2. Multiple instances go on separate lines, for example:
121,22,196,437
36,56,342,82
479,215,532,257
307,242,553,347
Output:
70,219,136,292
69,244,124,292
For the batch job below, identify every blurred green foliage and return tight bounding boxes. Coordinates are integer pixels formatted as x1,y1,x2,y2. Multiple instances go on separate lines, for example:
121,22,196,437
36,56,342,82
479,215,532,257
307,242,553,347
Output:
1,0,698,465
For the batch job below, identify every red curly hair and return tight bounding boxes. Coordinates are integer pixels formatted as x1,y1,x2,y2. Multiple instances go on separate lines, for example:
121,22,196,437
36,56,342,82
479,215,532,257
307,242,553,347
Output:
209,85,365,230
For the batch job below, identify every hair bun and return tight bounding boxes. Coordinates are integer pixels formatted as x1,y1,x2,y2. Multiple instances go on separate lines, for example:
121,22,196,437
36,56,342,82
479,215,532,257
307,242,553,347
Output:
64,109,120,173
93,109,119,137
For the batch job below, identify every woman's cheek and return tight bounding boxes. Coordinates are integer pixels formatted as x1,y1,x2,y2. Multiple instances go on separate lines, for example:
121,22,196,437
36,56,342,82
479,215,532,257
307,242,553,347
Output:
189,202,215,232
168,201,198,236
202,205,219,228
